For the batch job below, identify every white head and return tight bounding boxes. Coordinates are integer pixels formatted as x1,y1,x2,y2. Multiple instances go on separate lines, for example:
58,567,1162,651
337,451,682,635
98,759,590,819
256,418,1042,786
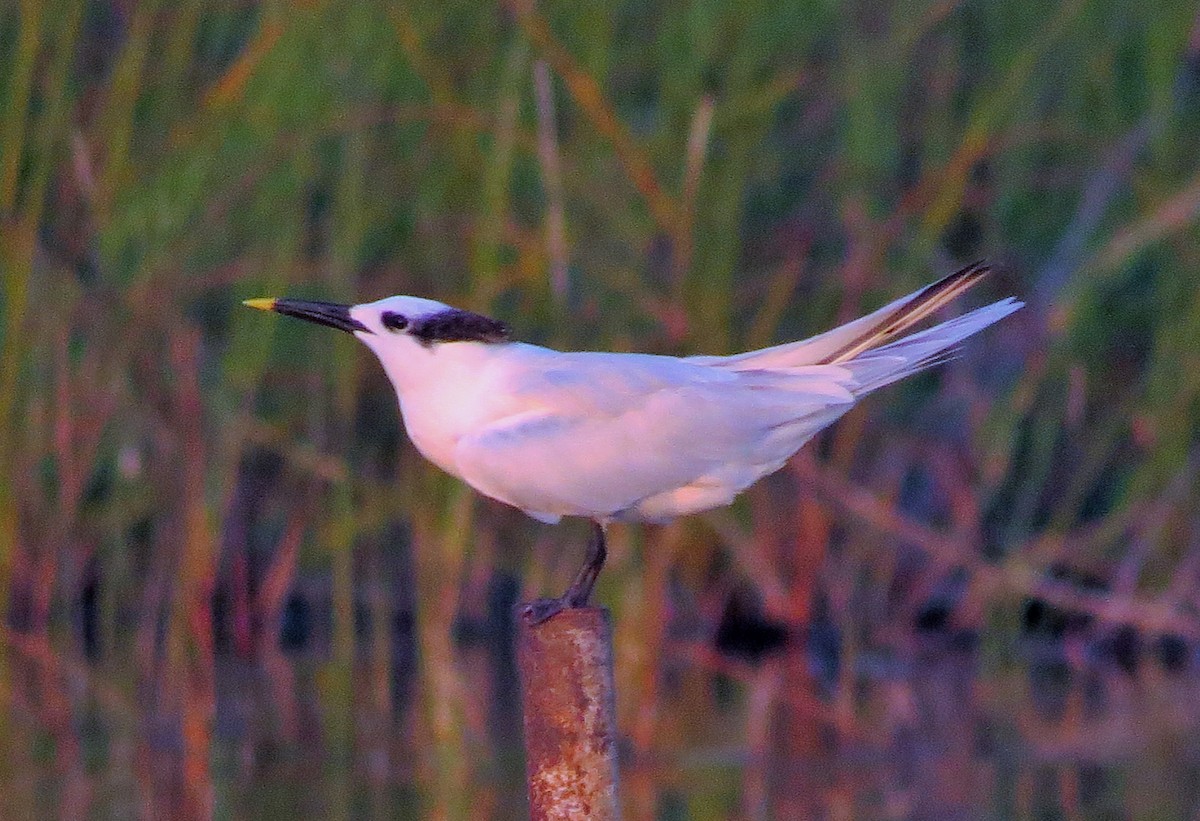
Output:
244,294,512,393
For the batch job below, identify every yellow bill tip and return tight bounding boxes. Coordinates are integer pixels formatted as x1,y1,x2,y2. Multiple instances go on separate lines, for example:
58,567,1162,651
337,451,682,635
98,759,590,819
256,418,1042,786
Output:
242,297,277,311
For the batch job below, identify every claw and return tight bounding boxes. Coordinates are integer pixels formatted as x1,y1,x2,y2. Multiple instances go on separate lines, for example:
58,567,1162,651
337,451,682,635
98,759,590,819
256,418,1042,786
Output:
519,597,568,625
519,521,609,625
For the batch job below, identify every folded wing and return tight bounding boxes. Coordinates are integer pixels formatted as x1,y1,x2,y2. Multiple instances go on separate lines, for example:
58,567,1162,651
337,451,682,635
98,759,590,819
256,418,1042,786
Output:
453,354,856,522
453,264,1021,524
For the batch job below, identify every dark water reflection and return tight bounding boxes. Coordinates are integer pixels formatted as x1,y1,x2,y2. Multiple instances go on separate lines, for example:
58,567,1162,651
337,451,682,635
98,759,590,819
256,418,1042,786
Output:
5,625,1200,819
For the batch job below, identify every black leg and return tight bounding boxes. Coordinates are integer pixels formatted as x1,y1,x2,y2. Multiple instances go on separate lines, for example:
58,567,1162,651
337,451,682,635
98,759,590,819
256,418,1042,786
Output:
520,521,608,625
564,521,607,607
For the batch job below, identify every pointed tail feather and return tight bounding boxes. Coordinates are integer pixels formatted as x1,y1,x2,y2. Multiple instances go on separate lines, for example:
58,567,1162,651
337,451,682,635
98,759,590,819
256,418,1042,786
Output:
693,261,995,371
816,260,992,364
841,297,1023,393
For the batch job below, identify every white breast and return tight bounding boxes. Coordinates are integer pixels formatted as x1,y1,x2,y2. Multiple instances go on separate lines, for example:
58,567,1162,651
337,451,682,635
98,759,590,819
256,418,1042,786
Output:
379,341,529,478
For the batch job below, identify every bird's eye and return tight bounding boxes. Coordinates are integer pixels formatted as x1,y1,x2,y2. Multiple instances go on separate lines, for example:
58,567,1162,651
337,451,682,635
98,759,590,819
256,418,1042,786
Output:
381,311,408,332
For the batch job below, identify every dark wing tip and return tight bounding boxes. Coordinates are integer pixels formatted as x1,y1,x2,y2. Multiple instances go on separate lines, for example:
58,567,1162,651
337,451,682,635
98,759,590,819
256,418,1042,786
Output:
920,259,991,299
816,259,998,364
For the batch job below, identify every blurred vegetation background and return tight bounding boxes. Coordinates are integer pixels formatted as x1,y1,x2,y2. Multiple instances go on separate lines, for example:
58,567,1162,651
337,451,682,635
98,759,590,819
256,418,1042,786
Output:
2,0,1200,817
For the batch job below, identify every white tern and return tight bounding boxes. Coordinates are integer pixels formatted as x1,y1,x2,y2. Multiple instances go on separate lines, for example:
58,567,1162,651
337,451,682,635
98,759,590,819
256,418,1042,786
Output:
245,261,1021,622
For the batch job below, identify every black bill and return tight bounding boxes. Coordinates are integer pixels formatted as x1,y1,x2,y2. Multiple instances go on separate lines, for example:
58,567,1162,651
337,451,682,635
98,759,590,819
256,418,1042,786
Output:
243,297,371,334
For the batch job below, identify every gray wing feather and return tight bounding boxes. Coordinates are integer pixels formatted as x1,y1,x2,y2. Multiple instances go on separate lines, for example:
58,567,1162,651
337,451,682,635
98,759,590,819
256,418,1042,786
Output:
454,356,856,520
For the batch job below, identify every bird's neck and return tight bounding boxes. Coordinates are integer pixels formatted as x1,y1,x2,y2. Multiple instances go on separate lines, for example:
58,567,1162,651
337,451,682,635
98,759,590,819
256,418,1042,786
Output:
369,340,515,477
373,339,503,397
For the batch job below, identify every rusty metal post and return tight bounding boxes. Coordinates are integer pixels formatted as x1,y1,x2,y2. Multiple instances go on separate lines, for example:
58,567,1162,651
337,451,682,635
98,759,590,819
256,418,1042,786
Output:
516,607,620,820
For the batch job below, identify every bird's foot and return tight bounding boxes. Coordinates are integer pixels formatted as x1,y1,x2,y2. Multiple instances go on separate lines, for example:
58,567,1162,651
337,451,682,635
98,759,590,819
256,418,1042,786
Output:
518,585,592,625
517,585,595,625
518,522,608,626
518,597,570,626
